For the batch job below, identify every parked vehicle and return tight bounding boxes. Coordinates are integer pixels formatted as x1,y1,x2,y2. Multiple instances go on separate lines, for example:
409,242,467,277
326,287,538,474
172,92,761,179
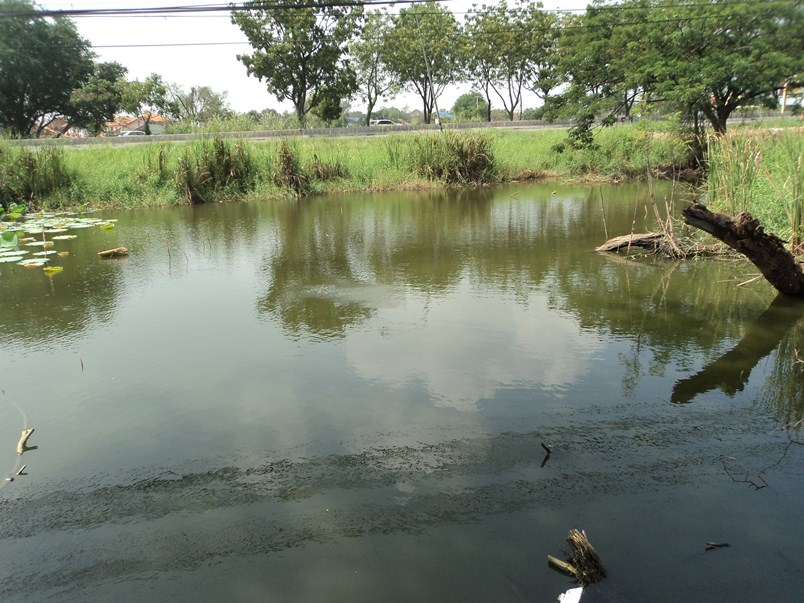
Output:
119,130,146,136
370,119,396,126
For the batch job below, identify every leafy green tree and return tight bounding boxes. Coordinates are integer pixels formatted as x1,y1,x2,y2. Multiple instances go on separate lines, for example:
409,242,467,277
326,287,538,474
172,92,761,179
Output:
309,87,346,125
0,0,94,137
65,62,128,136
384,2,460,124
452,91,489,121
464,1,531,121
122,73,177,134
232,0,363,125
171,85,232,123
522,2,563,106
352,10,399,126
559,0,803,135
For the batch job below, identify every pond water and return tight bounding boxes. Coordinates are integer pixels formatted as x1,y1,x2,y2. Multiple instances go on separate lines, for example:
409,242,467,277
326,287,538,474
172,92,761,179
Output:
1,182,802,602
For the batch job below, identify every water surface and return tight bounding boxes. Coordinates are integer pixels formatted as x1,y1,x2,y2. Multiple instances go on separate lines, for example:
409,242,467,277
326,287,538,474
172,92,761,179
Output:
1,182,802,602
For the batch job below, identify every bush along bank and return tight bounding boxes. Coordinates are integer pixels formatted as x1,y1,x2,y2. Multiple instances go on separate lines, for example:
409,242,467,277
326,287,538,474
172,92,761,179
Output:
0,124,696,212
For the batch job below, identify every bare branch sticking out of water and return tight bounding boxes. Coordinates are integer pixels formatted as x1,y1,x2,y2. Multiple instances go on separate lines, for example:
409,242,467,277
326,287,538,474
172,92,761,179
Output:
16,428,34,455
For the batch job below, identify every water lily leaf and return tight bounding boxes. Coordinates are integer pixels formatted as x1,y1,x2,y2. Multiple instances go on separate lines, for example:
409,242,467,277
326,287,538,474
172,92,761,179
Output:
0,231,18,248
33,250,58,257
57,251,70,257
43,266,63,275
0,255,24,263
52,235,78,240
99,223,115,230
19,259,46,267
26,241,50,247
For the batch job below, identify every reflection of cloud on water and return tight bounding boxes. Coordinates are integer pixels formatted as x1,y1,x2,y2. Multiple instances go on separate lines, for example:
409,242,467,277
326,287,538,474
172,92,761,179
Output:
346,280,602,411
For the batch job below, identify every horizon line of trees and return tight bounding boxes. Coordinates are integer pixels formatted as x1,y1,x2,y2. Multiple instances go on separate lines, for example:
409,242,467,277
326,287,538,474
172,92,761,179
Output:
1,0,801,139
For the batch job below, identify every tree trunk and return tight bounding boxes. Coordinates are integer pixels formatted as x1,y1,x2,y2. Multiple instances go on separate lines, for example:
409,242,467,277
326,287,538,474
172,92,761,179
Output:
682,203,804,297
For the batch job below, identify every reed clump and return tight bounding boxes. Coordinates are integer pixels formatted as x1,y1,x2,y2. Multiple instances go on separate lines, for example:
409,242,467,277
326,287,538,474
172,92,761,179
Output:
272,139,310,197
0,145,71,210
310,153,349,181
706,129,803,252
175,137,255,204
409,132,497,185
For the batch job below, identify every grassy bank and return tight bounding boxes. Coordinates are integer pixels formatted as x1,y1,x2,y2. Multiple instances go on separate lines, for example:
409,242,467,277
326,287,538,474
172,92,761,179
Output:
0,123,693,212
706,128,803,251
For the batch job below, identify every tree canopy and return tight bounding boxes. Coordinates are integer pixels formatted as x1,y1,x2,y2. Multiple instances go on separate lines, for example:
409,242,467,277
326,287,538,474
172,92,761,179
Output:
558,0,803,134
384,2,460,124
122,73,178,134
232,0,362,125
0,0,94,137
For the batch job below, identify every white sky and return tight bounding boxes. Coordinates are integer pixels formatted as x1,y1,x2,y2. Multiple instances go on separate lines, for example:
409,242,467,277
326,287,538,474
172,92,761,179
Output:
34,1,590,114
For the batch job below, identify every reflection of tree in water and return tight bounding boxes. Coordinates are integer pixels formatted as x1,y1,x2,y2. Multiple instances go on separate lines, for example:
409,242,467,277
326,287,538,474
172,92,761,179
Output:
759,312,804,425
257,189,497,339
670,295,804,422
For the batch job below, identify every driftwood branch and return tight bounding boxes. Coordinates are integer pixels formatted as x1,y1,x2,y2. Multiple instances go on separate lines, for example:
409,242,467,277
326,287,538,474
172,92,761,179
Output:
682,203,804,297
98,247,129,258
16,428,34,455
548,529,607,586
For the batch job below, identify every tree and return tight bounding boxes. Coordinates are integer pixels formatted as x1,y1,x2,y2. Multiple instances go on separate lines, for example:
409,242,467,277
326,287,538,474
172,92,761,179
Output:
522,2,563,107
66,62,128,136
384,2,460,124
0,0,94,137
122,73,177,134
309,87,345,124
645,0,802,134
559,0,803,135
232,0,363,125
463,1,531,121
352,9,399,126
452,91,489,122
171,85,232,123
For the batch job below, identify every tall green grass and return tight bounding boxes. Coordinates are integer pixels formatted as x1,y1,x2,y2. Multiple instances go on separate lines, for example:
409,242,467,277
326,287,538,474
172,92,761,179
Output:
409,132,497,185
175,137,256,204
0,145,71,210
706,129,803,251
3,124,698,210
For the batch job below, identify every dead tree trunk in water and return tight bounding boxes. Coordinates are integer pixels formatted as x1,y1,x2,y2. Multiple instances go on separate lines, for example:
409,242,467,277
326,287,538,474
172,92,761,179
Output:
682,203,804,297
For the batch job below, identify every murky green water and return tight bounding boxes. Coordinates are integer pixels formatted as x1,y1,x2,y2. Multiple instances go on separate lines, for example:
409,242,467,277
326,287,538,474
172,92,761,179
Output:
1,182,802,602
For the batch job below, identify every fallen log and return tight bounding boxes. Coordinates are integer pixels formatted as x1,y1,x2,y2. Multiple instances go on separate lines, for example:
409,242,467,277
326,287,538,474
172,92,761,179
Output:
98,247,129,258
595,231,726,259
595,233,667,254
682,203,804,297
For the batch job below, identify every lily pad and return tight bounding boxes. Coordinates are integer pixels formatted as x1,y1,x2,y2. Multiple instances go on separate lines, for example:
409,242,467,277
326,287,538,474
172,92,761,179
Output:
52,235,78,240
33,250,58,257
18,259,46,267
43,266,64,275
0,255,25,263
1,231,19,248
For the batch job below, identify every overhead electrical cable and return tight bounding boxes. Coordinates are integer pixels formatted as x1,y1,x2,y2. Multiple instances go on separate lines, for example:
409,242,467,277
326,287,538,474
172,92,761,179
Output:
5,0,795,18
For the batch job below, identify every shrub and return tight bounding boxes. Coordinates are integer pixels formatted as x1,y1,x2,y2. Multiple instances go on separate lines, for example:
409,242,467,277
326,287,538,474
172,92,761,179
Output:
409,132,497,185
0,146,71,210
175,137,255,204
272,139,310,197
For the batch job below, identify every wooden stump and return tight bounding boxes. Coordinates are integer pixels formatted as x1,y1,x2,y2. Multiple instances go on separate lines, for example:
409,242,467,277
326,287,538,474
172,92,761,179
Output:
548,529,607,586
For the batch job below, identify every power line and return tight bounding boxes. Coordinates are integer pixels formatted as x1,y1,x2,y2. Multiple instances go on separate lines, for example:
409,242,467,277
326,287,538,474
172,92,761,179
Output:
8,0,796,19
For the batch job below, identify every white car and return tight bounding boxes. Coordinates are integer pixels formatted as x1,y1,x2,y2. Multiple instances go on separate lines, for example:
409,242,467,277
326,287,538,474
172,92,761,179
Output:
120,130,146,136
370,119,396,126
